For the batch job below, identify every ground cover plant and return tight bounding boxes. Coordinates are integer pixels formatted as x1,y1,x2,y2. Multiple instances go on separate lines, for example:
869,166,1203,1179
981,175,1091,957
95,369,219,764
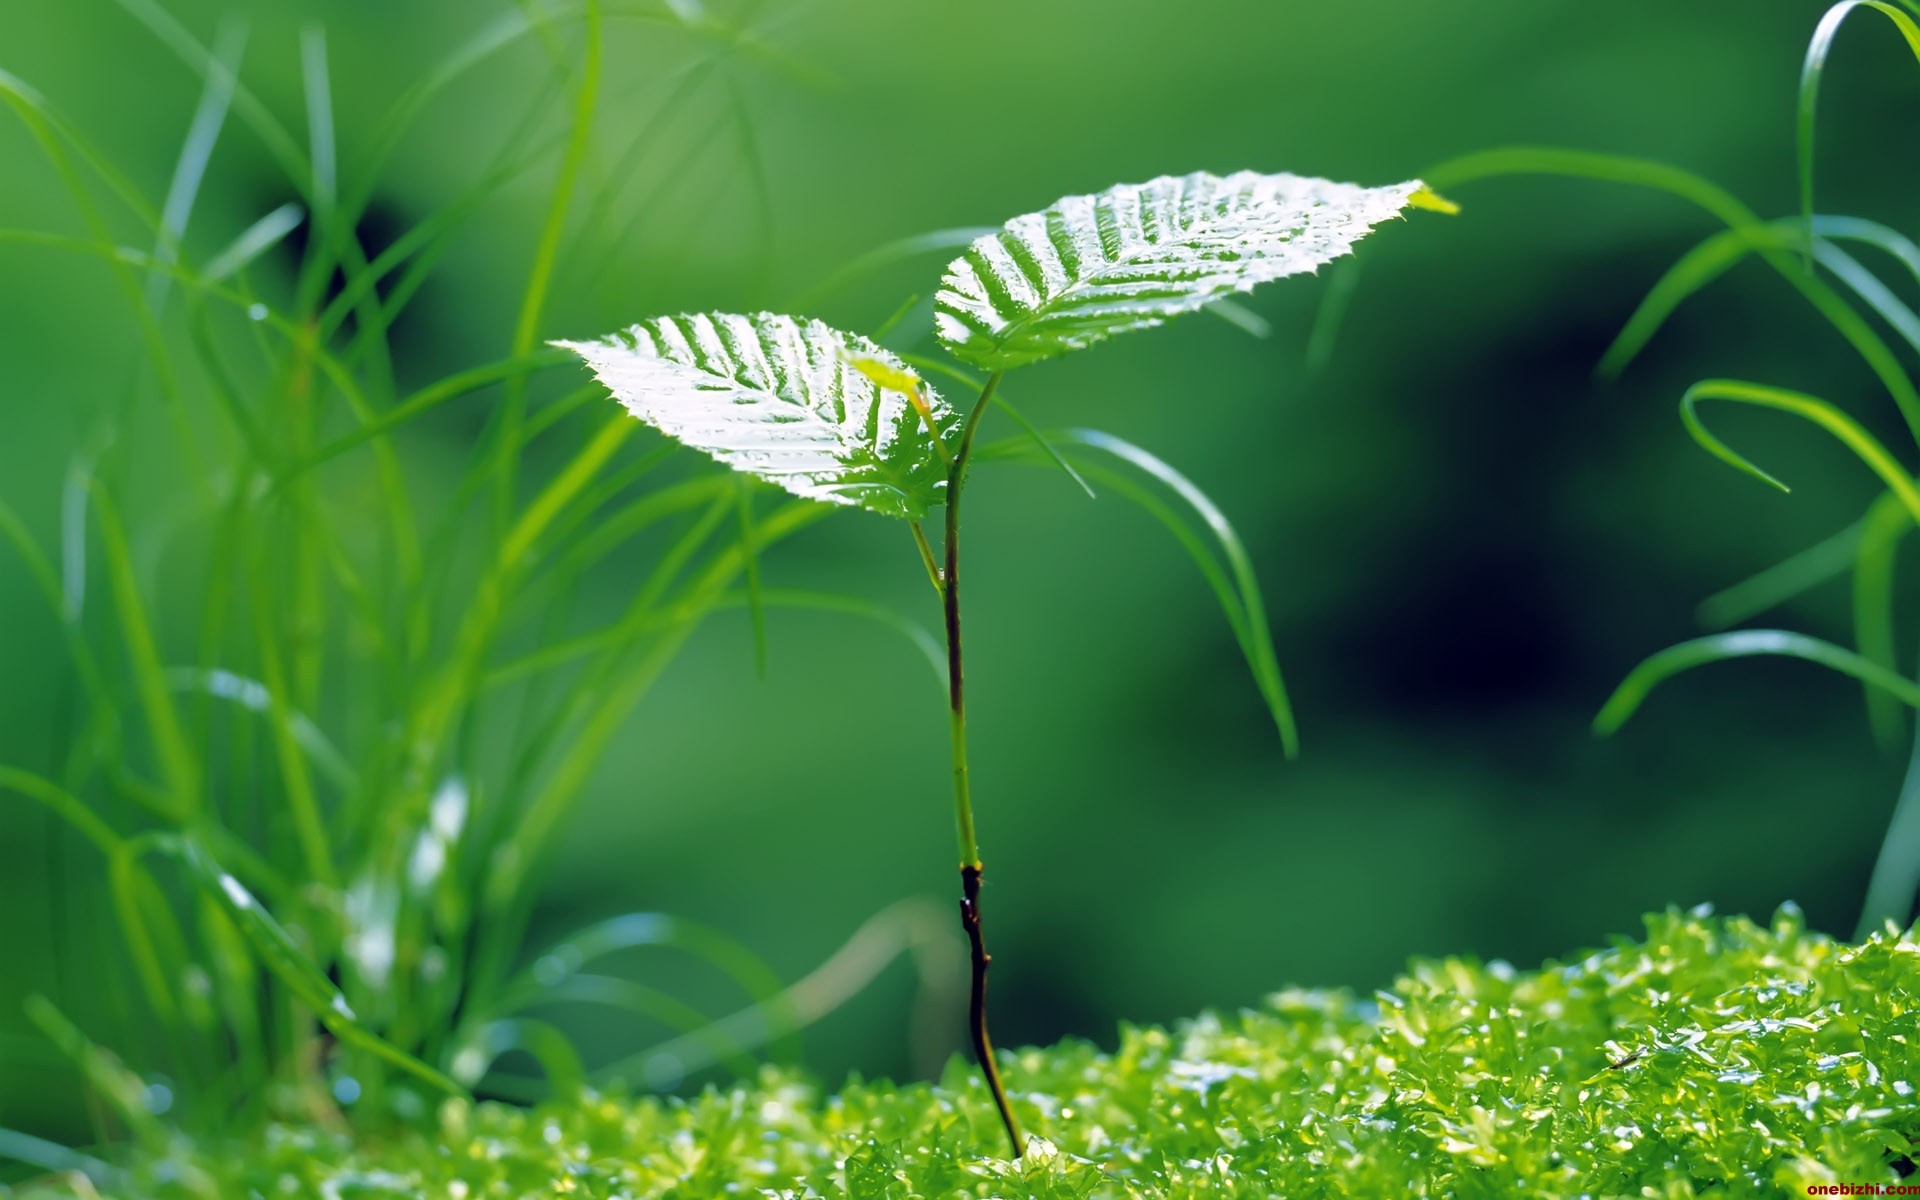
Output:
3,0,1920,1196
19,909,1920,1197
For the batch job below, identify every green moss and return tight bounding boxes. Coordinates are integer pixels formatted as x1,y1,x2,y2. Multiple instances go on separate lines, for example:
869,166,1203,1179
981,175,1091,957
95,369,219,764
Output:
24,909,1920,1198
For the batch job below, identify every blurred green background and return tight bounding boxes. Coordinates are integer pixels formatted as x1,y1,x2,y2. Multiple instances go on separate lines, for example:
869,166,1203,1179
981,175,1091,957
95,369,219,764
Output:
3,0,1917,1143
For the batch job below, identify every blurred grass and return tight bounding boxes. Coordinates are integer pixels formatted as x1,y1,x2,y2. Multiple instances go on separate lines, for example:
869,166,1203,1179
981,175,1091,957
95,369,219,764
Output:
2,0,1919,1151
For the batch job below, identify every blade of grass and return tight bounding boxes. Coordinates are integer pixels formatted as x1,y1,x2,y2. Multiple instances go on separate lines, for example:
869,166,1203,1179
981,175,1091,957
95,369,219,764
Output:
108,0,308,190
91,485,198,818
1425,148,1920,447
787,226,997,313
454,1018,585,1099
1697,514,1862,629
499,911,792,1062
1853,492,1912,749
983,428,1299,758
1305,254,1365,373
470,502,832,1008
496,974,755,1081
1594,628,1920,735
498,0,602,530
0,501,118,756
163,667,357,792
0,1126,114,1185
1799,2,1920,257
1858,667,1920,936
23,996,163,1148
148,18,245,310
1678,379,1920,525
589,897,954,1088
735,480,768,676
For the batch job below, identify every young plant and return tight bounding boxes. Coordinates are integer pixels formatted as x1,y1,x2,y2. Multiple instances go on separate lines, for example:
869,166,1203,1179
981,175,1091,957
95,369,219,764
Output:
555,169,1444,1154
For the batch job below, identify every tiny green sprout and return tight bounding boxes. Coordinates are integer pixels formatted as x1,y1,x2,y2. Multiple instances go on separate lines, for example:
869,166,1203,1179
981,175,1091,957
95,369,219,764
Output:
556,168,1435,1157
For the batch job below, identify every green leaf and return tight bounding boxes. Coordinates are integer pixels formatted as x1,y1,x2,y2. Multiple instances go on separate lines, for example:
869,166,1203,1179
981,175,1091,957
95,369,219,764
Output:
554,313,959,519
935,170,1425,369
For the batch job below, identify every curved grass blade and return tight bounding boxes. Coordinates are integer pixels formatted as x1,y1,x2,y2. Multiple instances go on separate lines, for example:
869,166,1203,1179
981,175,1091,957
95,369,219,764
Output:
1594,628,1920,735
1424,148,1920,444
710,587,948,691
161,668,356,791
787,227,998,313
1678,379,1920,525
499,973,755,1080
453,1018,585,1099
503,911,798,1062
1818,239,1920,356
900,355,1094,499
588,897,957,1088
937,171,1425,370
1604,215,1920,376
1800,2,1920,255
978,428,1297,757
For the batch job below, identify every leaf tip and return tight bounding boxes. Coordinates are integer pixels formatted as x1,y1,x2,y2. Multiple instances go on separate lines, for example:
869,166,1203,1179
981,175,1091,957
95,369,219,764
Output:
1407,186,1460,216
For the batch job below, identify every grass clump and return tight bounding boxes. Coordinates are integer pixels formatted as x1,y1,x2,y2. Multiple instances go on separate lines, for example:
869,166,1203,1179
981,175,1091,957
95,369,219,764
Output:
27,908,1916,1198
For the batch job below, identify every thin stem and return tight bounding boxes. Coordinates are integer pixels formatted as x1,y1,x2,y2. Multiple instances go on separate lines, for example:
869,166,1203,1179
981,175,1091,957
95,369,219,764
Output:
939,370,1023,1158
944,371,1000,868
910,521,943,598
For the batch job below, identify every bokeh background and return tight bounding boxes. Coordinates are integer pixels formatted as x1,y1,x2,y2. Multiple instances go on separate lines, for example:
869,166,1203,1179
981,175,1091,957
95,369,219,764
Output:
4,0,1917,1142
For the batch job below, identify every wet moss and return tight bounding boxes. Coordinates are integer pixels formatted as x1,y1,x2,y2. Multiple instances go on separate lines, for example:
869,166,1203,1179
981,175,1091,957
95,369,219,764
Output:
22,908,1917,1198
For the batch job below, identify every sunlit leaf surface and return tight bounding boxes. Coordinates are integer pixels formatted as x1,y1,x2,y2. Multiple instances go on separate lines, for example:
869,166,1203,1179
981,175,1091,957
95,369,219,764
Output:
936,170,1425,369
555,313,960,519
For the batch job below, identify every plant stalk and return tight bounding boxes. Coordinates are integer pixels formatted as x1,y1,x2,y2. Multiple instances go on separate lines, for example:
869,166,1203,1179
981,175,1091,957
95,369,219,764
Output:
941,372,1024,1158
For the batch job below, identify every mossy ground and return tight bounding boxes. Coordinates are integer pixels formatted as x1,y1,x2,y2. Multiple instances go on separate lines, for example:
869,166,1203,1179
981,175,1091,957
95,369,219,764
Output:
16,909,1917,1198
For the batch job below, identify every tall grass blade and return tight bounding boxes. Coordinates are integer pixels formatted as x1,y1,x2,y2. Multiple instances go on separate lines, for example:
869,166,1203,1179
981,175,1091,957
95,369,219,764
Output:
985,428,1299,757
148,18,245,309
201,203,303,279
22,997,162,1147
1858,688,1920,936
1696,516,1861,629
165,837,467,1098
499,0,602,528
1424,149,1920,445
1799,2,1920,257
91,486,198,817
1853,493,1912,748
